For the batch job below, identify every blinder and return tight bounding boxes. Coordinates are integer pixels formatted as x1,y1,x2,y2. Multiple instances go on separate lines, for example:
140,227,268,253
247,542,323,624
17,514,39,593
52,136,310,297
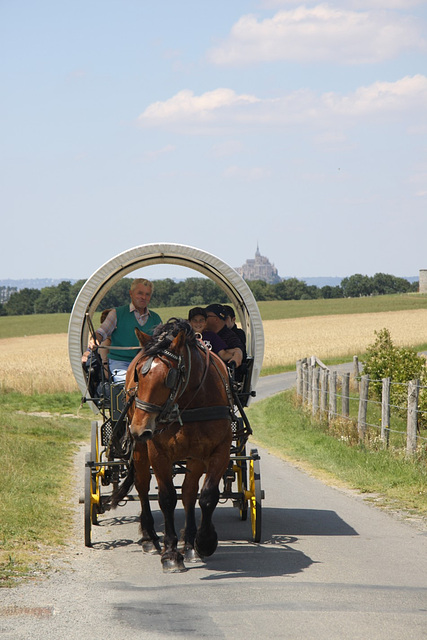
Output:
132,349,188,426
165,366,179,389
141,357,154,375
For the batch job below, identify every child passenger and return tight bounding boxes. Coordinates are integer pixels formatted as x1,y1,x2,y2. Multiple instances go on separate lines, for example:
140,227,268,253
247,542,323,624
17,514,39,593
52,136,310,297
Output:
188,307,234,363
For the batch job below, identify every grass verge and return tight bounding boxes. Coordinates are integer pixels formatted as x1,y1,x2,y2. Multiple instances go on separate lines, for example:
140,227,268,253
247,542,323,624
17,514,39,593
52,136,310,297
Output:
0,392,91,587
247,390,427,518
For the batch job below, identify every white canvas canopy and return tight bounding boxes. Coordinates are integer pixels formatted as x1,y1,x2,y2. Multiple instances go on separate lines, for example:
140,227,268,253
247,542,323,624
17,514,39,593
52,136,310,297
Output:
68,243,264,410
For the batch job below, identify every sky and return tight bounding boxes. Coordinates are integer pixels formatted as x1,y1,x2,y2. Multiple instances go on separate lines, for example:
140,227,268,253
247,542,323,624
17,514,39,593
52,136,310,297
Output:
1,0,427,282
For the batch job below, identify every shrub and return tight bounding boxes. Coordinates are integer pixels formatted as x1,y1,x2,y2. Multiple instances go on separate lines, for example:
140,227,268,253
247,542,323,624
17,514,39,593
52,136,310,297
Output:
362,328,427,426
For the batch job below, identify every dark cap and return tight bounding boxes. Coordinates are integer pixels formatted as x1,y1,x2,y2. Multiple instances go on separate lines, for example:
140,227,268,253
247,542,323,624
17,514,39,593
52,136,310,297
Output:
188,307,207,321
205,303,226,321
222,305,235,319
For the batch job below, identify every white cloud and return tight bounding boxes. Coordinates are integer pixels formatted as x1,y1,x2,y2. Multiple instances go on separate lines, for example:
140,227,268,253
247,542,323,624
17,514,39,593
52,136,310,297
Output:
138,88,260,125
322,75,427,117
208,5,426,65
137,75,427,131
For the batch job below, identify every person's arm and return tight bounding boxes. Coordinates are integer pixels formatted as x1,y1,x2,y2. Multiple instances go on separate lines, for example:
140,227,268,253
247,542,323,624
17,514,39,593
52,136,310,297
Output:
219,347,243,366
87,309,117,349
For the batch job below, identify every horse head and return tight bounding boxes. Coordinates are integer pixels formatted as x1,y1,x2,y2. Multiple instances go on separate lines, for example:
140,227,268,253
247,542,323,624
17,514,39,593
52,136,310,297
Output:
126,325,188,443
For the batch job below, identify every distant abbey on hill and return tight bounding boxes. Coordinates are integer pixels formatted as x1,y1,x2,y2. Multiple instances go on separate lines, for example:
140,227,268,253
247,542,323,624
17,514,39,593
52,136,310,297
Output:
235,245,281,284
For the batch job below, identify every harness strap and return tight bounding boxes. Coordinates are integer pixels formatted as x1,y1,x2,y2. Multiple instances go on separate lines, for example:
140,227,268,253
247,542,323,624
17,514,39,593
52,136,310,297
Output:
135,398,163,413
180,406,232,422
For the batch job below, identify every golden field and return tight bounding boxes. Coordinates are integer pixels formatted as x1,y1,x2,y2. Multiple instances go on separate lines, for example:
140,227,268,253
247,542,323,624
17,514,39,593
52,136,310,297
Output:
0,334,76,394
263,308,427,368
2,308,427,393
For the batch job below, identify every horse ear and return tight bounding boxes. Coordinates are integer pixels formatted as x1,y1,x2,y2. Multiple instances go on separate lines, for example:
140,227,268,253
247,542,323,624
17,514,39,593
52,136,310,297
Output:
135,328,151,346
170,330,186,352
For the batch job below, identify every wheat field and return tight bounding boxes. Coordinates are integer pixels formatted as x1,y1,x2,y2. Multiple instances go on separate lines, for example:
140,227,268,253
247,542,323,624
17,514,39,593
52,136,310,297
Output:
0,334,76,393
2,309,427,393
263,308,427,367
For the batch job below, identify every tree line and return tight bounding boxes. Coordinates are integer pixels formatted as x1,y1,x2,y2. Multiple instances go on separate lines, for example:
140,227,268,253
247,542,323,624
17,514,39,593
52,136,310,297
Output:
0,273,418,317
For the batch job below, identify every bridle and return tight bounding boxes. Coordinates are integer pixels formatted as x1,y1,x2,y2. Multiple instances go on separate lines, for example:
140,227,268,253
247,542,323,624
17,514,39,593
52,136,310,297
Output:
131,342,211,427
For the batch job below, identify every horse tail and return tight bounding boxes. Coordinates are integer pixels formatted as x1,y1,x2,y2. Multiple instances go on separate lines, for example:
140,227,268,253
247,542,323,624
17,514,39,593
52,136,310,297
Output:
110,461,135,509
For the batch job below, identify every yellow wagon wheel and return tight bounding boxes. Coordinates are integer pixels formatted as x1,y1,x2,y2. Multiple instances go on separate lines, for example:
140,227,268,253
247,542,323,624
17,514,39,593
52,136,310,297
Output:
84,453,95,546
247,449,262,542
84,422,102,546
234,443,248,521
90,421,102,525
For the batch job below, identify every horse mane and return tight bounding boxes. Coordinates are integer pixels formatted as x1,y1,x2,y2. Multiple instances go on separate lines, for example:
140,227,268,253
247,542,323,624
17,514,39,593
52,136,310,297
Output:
143,317,198,357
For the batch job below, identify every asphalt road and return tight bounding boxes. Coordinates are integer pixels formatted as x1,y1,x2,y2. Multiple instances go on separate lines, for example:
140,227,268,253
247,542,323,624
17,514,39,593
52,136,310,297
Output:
1,370,426,640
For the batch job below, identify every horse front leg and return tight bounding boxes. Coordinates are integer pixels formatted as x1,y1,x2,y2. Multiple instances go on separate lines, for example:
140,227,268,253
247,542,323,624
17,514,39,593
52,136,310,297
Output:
180,460,204,563
133,443,160,553
157,475,186,573
195,444,230,558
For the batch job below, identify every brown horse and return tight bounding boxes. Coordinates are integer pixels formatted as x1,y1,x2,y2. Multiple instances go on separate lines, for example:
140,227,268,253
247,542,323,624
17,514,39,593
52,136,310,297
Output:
112,319,234,572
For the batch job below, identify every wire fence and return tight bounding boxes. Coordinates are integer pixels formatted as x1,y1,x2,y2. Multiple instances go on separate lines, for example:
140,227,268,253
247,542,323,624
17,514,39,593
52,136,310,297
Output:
296,356,427,458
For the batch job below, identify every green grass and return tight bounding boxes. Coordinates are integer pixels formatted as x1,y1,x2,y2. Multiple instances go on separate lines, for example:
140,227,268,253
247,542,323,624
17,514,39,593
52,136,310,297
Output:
257,293,427,320
247,390,427,516
0,393,91,586
2,293,427,339
0,313,71,338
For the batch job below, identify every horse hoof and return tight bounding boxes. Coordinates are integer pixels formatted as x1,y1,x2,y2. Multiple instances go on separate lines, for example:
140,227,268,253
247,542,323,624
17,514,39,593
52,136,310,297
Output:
141,540,160,554
162,558,187,573
184,547,202,563
195,533,218,558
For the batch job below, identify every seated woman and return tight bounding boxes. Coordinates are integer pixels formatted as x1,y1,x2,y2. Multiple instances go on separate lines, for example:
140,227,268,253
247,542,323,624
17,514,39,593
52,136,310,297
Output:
188,307,241,364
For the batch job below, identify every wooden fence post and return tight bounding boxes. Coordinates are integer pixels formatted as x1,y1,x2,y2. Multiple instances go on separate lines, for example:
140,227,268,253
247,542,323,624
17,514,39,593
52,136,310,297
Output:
353,355,360,390
357,375,370,441
381,378,391,447
320,369,329,416
302,362,308,404
406,379,419,457
312,367,320,416
308,365,313,407
329,370,337,422
296,360,303,398
342,372,350,417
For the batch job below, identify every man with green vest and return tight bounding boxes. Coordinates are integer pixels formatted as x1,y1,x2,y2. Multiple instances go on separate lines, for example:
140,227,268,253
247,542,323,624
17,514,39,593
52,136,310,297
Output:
89,278,162,382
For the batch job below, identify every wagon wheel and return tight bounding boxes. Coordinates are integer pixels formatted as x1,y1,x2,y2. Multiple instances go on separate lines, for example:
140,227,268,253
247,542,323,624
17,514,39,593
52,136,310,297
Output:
248,449,262,542
84,452,95,547
90,421,101,524
235,444,248,521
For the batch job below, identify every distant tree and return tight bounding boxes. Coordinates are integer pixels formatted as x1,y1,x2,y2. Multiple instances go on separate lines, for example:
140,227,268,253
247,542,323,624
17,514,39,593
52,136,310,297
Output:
371,273,411,295
177,278,224,306
340,274,373,297
0,303,6,316
246,280,276,301
274,278,310,300
150,279,179,307
5,288,41,315
320,285,343,299
70,279,87,304
0,286,18,304
34,281,74,313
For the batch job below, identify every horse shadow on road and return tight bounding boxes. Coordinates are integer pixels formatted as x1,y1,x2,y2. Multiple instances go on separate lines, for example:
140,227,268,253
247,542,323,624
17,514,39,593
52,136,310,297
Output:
193,504,358,580
91,504,357,580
